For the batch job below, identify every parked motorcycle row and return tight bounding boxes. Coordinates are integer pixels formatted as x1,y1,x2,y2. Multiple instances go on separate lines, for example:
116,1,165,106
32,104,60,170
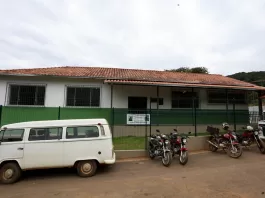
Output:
148,122,265,167
207,122,265,158
148,129,191,167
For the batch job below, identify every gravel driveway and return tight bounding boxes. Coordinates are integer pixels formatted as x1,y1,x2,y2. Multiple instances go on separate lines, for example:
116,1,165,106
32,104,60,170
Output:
1,148,265,198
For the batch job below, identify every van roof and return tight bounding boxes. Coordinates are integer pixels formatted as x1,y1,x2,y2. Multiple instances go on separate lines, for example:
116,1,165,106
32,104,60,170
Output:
1,118,109,129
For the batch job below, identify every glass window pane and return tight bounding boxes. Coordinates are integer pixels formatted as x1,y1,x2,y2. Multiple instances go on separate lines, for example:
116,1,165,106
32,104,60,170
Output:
19,85,36,105
172,91,198,108
66,126,99,139
66,87,101,107
75,88,90,106
36,86,45,105
28,127,62,141
91,88,100,107
2,129,24,142
66,87,75,106
9,85,19,105
9,85,45,106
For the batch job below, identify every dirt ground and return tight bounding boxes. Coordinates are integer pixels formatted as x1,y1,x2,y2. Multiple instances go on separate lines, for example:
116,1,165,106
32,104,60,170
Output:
1,148,265,198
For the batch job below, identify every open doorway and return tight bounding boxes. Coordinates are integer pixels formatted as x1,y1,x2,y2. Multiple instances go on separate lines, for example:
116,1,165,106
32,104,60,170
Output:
128,97,147,113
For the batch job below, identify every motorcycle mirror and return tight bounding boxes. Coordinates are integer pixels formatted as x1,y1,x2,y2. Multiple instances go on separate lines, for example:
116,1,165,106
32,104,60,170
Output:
188,132,191,134
156,129,160,133
173,129,177,132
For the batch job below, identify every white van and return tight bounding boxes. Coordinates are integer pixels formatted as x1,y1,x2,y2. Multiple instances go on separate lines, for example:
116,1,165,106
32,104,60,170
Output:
0,118,116,184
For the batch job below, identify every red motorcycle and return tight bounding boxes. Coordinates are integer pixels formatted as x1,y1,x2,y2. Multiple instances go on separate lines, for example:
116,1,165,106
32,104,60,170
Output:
234,125,265,154
207,123,243,158
168,129,191,165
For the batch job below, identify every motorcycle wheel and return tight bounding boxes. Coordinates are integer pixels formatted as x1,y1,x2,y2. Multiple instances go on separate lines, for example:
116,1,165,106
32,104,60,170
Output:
259,146,265,154
208,137,218,152
162,152,172,167
148,149,155,159
256,139,265,154
179,151,188,165
228,144,242,158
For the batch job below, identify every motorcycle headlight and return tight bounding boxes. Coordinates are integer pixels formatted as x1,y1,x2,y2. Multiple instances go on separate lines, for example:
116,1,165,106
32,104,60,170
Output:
254,131,258,135
165,140,169,145
183,139,187,143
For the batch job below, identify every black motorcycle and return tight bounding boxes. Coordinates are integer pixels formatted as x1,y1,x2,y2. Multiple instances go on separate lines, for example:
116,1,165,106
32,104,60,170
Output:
148,129,172,167
169,129,191,165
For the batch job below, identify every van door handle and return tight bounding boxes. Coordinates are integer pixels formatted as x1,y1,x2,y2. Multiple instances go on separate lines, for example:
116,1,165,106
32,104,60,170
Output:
17,147,24,150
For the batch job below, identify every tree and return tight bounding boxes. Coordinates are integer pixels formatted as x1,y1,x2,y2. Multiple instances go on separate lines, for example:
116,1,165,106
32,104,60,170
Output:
190,67,209,74
166,67,209,74
166,67,191,73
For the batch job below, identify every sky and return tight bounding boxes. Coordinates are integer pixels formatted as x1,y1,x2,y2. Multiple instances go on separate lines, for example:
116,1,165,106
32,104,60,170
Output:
1,0,265,76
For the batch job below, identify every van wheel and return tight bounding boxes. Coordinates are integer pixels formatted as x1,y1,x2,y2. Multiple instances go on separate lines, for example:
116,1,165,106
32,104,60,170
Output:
0,163,21,184
76,160,97,177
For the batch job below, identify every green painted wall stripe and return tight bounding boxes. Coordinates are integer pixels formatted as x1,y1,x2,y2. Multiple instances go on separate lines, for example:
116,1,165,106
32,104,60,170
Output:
0,107,249,126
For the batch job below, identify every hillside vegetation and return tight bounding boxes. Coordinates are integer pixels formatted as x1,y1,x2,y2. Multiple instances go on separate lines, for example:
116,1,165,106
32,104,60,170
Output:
228,71,265,106
227,71,265,86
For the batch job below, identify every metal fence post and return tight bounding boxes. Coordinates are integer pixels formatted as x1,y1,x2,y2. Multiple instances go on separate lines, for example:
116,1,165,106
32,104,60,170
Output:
233,100,236,131
0,105,3,127
58,106,61,120
149,100,152,137
111,108,114,138
194,97,197,136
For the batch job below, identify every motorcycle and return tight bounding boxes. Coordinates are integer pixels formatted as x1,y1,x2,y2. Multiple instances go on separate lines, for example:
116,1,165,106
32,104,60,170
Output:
169,129,191,165
148,129,172,167
206,125,243,158
234,125,265,154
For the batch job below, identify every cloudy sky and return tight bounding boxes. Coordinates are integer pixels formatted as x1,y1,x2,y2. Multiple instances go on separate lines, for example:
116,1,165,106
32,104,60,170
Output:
1,0,265,76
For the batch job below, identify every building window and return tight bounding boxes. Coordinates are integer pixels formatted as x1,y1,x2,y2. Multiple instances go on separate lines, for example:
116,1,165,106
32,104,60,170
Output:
8,84,46,106
172,91,199,108
150,98,164,105
208,90,246,104
66,126,99,139
66,87,100,107
28,127,62,141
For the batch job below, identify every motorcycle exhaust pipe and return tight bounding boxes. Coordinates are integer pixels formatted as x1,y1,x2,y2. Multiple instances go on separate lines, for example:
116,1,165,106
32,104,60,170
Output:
207,140,218,148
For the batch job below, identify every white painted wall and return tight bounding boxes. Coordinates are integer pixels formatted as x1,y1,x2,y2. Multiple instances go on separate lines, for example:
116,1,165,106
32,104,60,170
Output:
112,85,248,110
0,76,111,108
0,76,249,110
112,85,169,109
0,80,7,105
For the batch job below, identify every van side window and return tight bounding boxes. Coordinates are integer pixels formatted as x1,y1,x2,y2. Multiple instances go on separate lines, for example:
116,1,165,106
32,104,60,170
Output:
1,129,24,142
66,126,99,139
28,127,62,141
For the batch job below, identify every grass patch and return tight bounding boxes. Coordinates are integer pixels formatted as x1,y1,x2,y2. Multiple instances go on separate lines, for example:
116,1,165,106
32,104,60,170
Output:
113,130,246,150
113,136,146,150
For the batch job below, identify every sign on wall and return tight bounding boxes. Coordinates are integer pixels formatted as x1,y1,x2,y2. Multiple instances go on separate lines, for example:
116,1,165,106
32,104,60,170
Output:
126,114,150,125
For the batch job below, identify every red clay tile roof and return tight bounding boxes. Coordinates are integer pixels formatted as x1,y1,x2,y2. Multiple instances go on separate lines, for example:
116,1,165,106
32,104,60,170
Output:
0,66,264,90
104,79,265,90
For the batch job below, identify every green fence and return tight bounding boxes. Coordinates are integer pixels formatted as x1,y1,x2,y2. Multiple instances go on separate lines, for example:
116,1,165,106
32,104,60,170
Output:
113,108,249,125
0,106,251,150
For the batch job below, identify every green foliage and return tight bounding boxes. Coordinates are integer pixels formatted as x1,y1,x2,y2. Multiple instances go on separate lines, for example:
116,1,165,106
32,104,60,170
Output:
227,71,265,86
227,71,265,105
166,67,209,74
190,67,209,74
